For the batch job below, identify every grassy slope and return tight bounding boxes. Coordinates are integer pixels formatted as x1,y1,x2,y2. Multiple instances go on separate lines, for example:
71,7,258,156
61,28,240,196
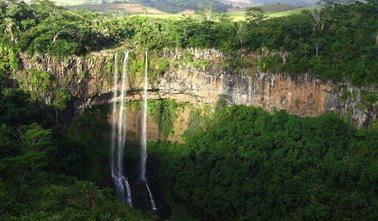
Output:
53,0,86,6
59,1,312,20
67,3,166,15
135,5,313,21
226,5,313,21
266,6,314,18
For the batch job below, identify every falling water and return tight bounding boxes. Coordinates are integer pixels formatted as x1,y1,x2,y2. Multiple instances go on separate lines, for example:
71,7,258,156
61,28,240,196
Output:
111,51,132,207
146,183,157,210
140,51,157,211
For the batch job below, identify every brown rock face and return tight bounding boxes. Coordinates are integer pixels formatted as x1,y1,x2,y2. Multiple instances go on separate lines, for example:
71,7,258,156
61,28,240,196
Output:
16,48,377,128
156,67,338,117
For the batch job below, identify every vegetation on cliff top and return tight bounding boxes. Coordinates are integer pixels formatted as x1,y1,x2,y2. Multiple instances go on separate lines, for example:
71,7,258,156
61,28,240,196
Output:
0,1,377,85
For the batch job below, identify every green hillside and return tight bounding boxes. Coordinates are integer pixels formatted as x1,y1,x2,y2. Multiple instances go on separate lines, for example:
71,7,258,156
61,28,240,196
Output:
54,0,231,13
67,3,166,15
257,0,316,6
53,0,86,5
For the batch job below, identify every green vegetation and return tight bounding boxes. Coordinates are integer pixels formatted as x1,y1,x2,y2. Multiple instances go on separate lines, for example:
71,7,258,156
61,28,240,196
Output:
161,105,378,220
0,0,115,58
149,99,180,140
1,1,376,86
0,77,153,220
0,1,378,85
266,7,314,18
53,0,86,6
81,0,230,13
67,2,167,15
1,1,378,220
126,50,169,84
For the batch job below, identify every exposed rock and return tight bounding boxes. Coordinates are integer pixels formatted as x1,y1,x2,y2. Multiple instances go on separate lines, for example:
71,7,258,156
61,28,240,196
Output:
16,48,377,128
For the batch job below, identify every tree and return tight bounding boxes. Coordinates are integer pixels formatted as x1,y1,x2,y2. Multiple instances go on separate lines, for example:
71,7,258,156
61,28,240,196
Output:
245,7,265,25
199,4,214,21
0,123,54,186
310,2,325,57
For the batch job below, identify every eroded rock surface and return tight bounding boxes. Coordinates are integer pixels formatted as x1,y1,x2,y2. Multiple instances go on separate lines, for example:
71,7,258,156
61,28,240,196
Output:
17,48,377,128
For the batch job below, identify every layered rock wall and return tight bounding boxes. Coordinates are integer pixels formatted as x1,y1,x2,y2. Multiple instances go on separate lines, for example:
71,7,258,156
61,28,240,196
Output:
16,48,377,128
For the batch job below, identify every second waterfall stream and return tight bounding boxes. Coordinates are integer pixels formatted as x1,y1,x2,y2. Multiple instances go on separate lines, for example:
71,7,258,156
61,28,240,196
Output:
110,50,157,211
141,51,158,210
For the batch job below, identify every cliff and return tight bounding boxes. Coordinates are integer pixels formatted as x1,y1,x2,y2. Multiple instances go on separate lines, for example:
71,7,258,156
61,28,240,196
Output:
15,48,377,128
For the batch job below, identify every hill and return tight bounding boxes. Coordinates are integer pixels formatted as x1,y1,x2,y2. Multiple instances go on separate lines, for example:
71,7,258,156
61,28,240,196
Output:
227,4,305,21
252,0,316,6
54,0,231,13
130,0,231,13
67,3,166,15
53,0,87,5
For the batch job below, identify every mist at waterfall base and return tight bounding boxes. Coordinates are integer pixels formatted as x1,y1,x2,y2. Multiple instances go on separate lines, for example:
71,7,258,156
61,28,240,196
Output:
109,51,167,216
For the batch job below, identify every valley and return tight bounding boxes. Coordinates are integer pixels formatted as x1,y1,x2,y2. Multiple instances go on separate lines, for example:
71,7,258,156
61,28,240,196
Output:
0,0,377,220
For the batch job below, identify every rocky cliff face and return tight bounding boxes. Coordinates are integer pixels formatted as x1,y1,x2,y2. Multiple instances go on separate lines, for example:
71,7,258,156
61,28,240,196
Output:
16,48,377,128
17,52,113,105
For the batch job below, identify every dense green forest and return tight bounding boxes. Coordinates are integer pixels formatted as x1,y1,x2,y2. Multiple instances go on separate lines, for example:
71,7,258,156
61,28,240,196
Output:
159,105,378,220
0,81,154,219
1,1,377,85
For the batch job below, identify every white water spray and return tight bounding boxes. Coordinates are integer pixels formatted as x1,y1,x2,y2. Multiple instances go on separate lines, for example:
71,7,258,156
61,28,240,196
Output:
111,51,132,207
140,51,157,211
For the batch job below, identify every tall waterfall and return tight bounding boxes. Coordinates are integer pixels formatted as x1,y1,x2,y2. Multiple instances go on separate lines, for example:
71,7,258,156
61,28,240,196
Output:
140,51,157,210
111,51,132,207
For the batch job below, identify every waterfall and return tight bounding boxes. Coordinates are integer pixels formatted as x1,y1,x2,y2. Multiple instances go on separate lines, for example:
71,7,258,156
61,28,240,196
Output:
146,183,157,210
110,51,157,211
140,51,148,182
111,51,132,207
140,51,157,211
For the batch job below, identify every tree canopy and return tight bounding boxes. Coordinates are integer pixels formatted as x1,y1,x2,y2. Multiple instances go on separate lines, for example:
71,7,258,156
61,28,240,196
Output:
162,105,378,220
0,1,377,85
0,71,154,221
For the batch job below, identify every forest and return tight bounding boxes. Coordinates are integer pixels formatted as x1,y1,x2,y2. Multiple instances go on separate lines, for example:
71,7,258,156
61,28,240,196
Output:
0,79,156,220
160,105,378,220
0,0,378,220
1,0,377,84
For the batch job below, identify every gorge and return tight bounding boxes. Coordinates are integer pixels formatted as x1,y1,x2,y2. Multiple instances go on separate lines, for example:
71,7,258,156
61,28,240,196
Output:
1,1,377,220
9,48,378,219
15,48,378,131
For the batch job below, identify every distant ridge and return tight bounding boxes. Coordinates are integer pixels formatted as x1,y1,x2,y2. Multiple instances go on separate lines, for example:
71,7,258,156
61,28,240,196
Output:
252,0,317,6
53,0,231,13
67,3,166,15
